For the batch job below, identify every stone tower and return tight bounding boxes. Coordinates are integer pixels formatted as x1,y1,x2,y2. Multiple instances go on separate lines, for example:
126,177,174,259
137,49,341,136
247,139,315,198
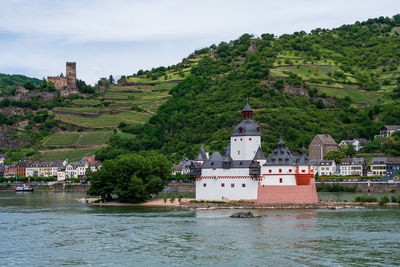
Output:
66,62,77,89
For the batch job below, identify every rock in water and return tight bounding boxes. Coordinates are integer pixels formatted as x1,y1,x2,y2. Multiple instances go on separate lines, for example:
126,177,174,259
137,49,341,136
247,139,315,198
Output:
230,211,264,218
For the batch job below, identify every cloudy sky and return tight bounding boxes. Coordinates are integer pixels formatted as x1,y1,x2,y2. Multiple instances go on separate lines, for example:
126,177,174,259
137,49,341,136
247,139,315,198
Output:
0,0,399,84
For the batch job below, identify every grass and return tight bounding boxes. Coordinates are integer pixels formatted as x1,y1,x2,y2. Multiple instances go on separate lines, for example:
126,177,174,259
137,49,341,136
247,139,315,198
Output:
43,131,114,146
40,148,99,161
73,99,102,106
117,132,136,140
44,132,80,146
55,111,151,127
54,106,100,113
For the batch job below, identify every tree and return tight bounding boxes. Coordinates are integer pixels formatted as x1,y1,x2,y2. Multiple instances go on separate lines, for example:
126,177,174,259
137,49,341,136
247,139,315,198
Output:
109,75,115,85
87,151,172,203
343,144,356,157
324,150,346,164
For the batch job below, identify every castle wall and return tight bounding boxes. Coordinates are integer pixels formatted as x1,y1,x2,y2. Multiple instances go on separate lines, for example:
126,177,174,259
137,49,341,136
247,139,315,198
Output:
196,177,258,201
47,76,67,91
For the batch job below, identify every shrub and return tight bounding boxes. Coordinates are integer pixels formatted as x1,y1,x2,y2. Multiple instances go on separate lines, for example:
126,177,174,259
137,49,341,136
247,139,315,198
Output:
390,194,397,203
379,195,389,205
169,195,176,203
354,195,377,203
178,194,183,203
163,195,168,203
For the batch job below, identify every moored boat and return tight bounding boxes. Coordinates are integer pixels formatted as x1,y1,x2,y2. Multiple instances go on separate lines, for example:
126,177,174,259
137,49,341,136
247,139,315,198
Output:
15,185,34,192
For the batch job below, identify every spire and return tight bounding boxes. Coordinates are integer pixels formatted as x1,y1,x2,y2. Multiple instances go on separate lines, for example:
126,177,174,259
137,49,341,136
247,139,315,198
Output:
195,144,208,161
277,136,285,147
242,98,253,119
253,146,266,160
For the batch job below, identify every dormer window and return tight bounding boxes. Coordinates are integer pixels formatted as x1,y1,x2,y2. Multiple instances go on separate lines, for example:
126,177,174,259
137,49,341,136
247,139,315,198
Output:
257,127,260,131
239,127,243,133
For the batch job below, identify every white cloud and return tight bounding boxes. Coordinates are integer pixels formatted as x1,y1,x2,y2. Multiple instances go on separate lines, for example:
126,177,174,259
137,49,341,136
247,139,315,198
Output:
0,0,399,83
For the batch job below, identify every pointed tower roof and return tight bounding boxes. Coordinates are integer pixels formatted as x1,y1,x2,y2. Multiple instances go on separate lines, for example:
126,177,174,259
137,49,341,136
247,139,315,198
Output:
263,137,296,166
253,146,266,160
195,144,208,161
222,144,233,162
296,146,310,165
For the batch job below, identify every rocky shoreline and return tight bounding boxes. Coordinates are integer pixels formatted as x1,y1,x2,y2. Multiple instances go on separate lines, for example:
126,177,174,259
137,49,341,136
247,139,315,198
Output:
83,198,400,210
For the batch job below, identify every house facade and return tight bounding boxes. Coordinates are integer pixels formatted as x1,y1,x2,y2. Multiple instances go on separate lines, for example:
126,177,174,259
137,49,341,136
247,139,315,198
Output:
386,158,400,177
370,157,388,176
312,160,337,176
309,134,339,161
340,158,367,176
191,103,317,204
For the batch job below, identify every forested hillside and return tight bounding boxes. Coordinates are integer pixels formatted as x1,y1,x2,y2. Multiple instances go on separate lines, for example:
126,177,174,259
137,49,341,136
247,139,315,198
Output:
100,15,400,160
0,73,42,94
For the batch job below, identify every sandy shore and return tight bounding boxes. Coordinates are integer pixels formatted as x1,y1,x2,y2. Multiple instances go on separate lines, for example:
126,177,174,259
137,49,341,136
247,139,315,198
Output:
80,198,400,209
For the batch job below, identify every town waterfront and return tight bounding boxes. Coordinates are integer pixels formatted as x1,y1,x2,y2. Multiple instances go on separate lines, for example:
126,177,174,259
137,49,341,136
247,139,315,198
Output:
1,192,400,266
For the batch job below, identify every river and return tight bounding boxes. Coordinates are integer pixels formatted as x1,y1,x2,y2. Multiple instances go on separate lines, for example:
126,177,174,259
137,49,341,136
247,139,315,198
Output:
0,192,399,266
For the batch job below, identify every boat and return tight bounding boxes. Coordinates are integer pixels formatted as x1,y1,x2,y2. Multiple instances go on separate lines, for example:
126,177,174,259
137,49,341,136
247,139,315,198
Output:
15,184,34,192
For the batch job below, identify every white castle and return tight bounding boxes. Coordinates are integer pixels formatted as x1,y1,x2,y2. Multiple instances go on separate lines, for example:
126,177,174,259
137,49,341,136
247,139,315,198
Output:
190,102,318,204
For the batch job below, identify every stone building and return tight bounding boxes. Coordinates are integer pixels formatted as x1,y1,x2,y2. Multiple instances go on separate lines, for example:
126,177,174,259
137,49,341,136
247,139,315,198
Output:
47,62,78,96
309,134,339,161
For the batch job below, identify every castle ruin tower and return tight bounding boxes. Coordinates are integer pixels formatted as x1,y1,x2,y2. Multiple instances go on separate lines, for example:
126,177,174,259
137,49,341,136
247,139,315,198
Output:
66,62,77,89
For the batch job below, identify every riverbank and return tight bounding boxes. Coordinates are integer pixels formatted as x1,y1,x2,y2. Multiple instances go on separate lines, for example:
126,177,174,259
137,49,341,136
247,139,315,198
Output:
85,198,400,210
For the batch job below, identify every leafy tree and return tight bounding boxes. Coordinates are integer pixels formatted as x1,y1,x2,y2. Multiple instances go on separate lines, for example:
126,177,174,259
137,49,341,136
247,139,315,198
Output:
109,75,115,85
87,151,172,203
324,150,346,164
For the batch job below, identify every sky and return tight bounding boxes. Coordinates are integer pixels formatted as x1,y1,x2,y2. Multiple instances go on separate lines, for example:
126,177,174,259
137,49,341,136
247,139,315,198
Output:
0,0,399,84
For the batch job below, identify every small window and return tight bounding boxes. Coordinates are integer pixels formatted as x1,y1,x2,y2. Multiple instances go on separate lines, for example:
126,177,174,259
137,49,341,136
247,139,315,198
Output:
269,169,272,173
238,151,240,155
289,169,292,173
302,170,305,173
231,183,235,188
279,178,283,183
234,139,237,141
203,183,207,187
242,183,246,188
240,138,243,141
249,138,252,141
221,183,225,187
279,169,282,173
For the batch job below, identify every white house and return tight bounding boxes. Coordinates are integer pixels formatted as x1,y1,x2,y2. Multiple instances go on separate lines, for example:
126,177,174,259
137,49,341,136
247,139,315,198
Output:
311,160,337,176
340,158,367,176
339,138,367,152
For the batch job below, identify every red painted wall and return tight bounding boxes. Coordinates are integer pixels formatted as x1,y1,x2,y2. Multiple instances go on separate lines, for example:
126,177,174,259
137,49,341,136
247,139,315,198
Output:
256,178,318,204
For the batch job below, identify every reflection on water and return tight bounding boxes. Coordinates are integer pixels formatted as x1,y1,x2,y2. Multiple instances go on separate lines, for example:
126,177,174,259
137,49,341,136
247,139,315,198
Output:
0,192,400,266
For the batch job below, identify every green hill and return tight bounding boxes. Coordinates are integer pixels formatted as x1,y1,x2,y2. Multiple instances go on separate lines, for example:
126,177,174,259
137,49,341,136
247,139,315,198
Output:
2,15,400,163
99,14,400,161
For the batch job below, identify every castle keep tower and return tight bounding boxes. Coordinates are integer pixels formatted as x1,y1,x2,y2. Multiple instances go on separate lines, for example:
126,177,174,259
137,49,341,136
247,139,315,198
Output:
66,62,77,90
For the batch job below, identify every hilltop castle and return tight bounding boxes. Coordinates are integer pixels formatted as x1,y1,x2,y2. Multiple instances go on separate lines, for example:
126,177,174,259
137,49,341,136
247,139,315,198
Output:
190,103,318,204
47,62,78,96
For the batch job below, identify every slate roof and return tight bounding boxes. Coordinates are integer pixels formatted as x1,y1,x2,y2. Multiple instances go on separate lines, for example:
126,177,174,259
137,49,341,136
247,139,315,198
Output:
201,150,255,169
383,125,400,130
253,146,266,160
296,147,310,165
315,134,338,145
231,119,261,137
387,157,400,164
341,158,365,165
370,157,388,165
264,137,297,166
195,144,208,161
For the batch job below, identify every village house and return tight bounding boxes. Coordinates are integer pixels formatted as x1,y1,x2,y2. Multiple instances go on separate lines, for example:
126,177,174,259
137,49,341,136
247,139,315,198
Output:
309,134,339,161
311,160,337,176
172,159,193,175
370,157,388,176
191,103,317,204
0,154,5,164
379,125,400,138
4,164,17,178
339,138,367,152
386,158,400,177
340,158,367,176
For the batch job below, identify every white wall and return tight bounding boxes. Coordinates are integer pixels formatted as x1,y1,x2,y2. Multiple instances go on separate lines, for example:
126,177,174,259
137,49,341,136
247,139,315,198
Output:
230,136,261,160
196,178,258,201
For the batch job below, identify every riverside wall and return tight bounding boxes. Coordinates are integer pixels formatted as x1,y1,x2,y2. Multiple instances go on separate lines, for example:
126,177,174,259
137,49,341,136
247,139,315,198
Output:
317,181,400,193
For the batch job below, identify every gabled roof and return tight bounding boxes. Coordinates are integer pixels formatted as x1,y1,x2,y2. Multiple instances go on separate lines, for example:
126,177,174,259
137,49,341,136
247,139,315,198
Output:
253,146,266,160
383,125,400,130
387,157,400,164
314,134,338,145
195,144,208,161
264,137,296,166
370,157,388,164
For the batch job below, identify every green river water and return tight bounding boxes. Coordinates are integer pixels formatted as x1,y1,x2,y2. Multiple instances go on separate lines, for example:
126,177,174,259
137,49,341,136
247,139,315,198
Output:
0,192,399,266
